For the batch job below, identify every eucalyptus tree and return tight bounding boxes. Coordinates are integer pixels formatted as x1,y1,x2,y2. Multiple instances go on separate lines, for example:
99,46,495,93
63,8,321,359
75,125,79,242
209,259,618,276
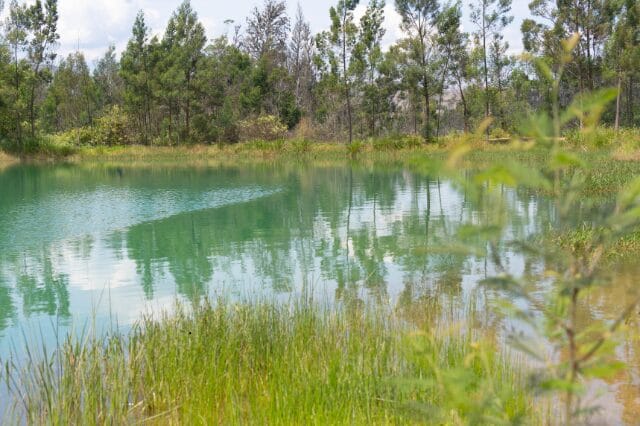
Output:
488,32,511,129
356,0,386,136
41,51,97,132
245,0,289,65
3,0,28,143
316,0,360,143
244,0,300,128
469,0,512,131
606,0,640,129
289,5,315,114
522,0,618,107
24,0,59,138
159,0,206,142
0,0,12,138
195,36,254,142
376,43,404,132
94,45,124,114
120,11,154,142
395,0,440,140
434,1,465,136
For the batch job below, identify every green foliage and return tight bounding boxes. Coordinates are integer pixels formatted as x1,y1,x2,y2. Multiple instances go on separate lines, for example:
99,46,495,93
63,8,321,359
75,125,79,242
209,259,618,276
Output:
92,105,132,146
239,115,288,142
52,127,94,146
41,51,97,133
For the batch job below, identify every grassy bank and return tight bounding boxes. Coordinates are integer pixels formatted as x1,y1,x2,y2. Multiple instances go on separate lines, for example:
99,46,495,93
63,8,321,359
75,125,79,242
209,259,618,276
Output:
5,136,640,198
2,299,538,425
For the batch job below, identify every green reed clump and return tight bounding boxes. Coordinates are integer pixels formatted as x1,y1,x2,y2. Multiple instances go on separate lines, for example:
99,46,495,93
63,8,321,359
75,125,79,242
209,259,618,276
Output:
2,299,536,425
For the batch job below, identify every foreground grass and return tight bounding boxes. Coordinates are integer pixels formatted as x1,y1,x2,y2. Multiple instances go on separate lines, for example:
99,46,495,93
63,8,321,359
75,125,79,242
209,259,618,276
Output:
2,300,537,425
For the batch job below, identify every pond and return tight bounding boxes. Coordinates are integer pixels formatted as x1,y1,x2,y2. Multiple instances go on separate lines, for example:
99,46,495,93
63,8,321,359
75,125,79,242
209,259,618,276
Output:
0,160,638,423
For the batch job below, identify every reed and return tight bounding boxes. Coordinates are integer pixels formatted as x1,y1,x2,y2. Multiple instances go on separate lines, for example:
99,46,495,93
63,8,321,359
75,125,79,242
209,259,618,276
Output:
2,298,538,425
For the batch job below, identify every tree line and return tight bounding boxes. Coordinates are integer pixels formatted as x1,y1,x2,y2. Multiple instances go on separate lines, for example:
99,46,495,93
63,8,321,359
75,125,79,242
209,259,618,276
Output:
0,0,638,147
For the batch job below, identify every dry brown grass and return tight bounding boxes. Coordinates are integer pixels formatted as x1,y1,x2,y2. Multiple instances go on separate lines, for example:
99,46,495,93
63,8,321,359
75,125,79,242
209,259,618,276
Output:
0,150,18,169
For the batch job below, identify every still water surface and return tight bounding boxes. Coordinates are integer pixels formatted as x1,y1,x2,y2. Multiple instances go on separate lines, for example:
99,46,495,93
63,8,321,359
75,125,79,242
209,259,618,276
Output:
0,161,638,422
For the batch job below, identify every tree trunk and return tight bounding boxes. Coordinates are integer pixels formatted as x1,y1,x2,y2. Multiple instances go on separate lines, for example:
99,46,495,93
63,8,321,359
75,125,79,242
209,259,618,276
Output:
482,7,490,140
342,17,353,145
436,55,450,138
423,80,430,139
13,44,22,148
615,74,622,133
29,63,41,139
628,75,634,127
456,71,469,133
168,101,173,142
185,74,191,141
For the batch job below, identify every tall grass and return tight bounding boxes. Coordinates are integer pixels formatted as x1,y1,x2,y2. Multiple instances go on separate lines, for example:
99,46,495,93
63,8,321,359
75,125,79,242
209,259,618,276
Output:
2,299,537,425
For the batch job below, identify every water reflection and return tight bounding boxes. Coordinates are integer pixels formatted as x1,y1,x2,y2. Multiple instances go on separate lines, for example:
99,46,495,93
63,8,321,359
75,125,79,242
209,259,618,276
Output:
0,163,555,331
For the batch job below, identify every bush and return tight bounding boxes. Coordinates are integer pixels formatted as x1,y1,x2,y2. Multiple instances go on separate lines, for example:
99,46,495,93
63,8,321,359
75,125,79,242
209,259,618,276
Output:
239,115,288,142
489,127,511,140
93,106,132,146
53,127,96,146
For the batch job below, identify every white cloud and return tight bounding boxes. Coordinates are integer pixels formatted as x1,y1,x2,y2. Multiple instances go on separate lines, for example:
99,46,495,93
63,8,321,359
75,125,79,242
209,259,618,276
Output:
1,0,530,63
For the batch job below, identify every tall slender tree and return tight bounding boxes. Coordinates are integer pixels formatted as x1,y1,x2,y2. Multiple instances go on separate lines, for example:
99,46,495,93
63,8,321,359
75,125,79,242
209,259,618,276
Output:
160,0,206,141
469,0,512,134
4,0,28,144
356,0,386,136
41,51,96,132
24,0,59,138
317,0,360,144
289,5,315,114
395,0,440,140
435,1,464,136
94,45,124,114
120,11,154,143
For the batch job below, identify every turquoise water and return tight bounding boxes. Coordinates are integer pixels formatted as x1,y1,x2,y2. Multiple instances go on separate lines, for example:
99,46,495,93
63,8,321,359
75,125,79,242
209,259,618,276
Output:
0,162,551,351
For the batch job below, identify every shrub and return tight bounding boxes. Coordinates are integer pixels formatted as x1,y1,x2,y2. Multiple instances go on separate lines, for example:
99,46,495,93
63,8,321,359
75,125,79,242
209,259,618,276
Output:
239,115,288,142
93,106,132,146
489,127,510,140
53,127,96,146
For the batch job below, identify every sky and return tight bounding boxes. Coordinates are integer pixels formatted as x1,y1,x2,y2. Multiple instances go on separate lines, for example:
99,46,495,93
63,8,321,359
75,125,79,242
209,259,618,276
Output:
2,0,532,64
